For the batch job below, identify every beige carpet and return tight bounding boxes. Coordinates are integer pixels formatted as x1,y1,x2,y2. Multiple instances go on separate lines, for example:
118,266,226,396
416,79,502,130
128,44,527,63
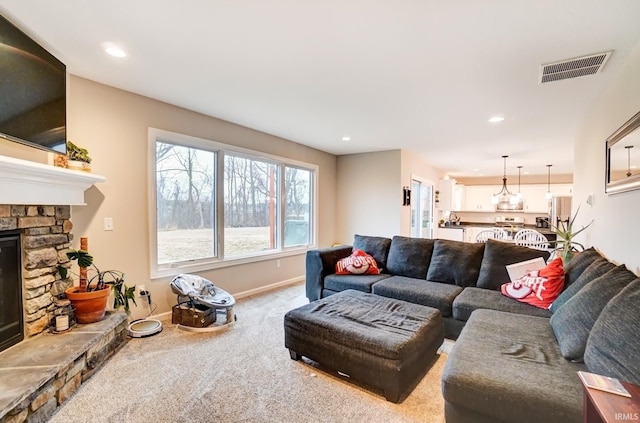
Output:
49,283,449,423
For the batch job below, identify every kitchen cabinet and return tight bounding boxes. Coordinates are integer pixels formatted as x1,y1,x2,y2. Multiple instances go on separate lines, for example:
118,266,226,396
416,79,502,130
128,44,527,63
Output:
462,183,573,213
463,185,497,211
437,179,464,211
437,227,465,241
521,185,549,213
551,183,573,196
452,183,465,211
463,226,489,243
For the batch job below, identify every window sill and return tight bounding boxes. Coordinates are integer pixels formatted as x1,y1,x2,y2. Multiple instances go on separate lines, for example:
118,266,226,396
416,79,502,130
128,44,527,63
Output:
150,247,310,280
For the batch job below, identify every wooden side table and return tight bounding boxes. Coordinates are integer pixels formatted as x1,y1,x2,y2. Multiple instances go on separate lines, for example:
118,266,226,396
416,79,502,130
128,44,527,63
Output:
582,377,640,423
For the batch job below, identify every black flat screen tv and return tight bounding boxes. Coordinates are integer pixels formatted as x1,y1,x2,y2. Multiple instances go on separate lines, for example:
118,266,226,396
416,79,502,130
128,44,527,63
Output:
0,14,66,154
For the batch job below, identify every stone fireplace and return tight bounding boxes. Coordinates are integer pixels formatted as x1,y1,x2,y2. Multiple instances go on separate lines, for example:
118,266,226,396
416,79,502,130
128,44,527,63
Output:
0,154,105,352
0,155,129,423
0,204,73,353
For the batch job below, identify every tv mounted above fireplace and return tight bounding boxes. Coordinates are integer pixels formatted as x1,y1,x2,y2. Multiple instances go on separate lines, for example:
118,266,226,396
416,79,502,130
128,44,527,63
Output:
0,13,67,155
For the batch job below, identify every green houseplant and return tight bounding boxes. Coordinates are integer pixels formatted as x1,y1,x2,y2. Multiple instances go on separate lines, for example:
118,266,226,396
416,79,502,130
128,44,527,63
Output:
549,205,593,264
60,248,136,323
66,140,92,171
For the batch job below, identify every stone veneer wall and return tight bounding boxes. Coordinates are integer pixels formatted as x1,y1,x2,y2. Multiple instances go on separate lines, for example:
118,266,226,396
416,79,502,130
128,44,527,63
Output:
0,204,73,338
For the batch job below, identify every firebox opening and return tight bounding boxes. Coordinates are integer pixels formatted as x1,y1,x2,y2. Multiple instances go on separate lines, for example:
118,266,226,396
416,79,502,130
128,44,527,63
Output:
0,229,23,353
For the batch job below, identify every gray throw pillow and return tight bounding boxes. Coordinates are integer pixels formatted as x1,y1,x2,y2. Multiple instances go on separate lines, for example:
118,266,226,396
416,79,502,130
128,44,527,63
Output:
426,239,485,287
353,234,392,270
550,265,637,360
549,257,615,313
476,239,550,291
562,247,603,288
385,236,435,279
584,279,640,385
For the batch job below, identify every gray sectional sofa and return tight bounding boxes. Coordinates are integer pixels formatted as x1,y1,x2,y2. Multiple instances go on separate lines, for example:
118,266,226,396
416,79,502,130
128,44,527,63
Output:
306,235,553,339
305,235,640,423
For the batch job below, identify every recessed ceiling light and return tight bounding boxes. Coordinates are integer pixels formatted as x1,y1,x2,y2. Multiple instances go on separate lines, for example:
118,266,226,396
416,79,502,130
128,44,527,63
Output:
488,116,505,123
341,136,351,142
473,168,480,172
102,42,126,58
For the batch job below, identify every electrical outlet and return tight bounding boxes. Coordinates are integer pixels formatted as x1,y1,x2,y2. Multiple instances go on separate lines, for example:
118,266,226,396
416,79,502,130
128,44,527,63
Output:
104,217,114,231
276,259,281,268
138,284,146,295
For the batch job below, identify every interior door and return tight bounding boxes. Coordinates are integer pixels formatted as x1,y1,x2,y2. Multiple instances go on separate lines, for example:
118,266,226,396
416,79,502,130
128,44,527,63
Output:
411,179,434,238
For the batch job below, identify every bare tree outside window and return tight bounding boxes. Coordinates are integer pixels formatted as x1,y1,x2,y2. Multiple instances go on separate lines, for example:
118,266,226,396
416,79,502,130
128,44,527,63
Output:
152,132,316,274
156,142,215,264
224,154,277,256
284,166,311,247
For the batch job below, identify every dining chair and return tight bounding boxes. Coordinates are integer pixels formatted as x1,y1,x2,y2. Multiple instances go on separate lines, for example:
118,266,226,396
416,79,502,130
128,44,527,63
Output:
513,229,550,250
475,228,509,243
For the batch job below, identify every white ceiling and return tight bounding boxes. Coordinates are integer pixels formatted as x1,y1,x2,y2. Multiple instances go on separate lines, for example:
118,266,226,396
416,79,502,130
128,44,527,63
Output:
2,1,640,178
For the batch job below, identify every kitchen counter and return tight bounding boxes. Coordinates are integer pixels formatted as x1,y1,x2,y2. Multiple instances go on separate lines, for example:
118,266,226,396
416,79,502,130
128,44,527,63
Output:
438,222,557,243
451,222,555,234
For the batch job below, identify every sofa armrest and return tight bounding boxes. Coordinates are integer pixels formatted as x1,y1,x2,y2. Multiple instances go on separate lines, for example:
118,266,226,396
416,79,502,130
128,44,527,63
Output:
305,245,353,301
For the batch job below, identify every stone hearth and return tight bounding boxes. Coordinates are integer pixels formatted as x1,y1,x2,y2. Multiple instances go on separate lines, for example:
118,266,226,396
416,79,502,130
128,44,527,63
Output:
0,312,128,423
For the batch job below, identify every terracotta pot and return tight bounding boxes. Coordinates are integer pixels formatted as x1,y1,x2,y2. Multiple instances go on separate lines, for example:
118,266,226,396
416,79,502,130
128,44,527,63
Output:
65,285,110,324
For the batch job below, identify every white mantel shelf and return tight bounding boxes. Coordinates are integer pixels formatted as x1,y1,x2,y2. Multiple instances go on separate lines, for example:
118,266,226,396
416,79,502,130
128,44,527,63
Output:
0,155,106,206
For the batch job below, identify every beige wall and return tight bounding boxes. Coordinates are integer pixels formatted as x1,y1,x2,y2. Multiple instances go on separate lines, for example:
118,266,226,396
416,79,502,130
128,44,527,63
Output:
335,150,402,243
573,42,640,274
335,150,444,244
400,149,444,234
2,75,338,319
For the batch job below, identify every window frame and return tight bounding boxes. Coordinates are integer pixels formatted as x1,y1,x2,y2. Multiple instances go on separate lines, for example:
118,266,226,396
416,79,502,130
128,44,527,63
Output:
148,127,318,279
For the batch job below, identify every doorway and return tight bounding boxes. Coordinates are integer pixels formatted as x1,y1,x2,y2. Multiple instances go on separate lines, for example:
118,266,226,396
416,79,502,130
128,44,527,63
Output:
410,178,434,238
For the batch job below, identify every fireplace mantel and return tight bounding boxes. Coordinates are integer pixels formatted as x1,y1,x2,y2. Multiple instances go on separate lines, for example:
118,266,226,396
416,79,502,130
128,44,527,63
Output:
0,155,105,206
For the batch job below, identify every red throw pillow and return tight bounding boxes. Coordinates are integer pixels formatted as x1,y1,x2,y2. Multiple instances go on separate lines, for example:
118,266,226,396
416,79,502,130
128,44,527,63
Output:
501,257,565,309
335,249,380,275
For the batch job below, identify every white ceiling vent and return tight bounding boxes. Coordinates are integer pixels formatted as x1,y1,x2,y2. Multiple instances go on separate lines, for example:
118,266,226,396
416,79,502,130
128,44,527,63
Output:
539,51,612,84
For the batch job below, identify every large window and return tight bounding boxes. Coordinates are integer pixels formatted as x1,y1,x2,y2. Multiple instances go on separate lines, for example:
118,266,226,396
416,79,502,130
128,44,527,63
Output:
223,154,278,257
284,166,312,247
150,129,316,277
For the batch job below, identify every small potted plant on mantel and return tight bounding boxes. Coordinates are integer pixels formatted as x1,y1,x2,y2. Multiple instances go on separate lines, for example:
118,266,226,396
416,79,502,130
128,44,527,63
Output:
60,237,136,324
65,140,92,172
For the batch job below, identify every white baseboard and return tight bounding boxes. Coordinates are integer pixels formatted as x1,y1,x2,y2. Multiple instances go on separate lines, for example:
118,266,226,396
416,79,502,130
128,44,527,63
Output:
233,275,304,300
146,276,305,322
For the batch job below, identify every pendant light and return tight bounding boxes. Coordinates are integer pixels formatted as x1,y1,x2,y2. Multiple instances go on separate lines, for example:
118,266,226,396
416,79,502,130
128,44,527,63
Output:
545,164,553,199
511,165,523,205
491,155,516,204
625,145,633,177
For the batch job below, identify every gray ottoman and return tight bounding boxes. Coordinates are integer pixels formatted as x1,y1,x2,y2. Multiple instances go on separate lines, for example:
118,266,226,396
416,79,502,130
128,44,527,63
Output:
284,289,444,402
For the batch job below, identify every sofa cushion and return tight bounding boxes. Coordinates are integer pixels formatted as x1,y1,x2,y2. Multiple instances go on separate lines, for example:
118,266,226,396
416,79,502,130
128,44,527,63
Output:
500,257,565,309
324,273,391,293
385,236,435,279
549,257,616,313
426,240,485,287
372,276,463,317
352,234,392,270
584,279,640,385
551,265,637,361
442,309,586,423
335,249,380,275
562,247,604,288
452,287,552,322
476,239,551,290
